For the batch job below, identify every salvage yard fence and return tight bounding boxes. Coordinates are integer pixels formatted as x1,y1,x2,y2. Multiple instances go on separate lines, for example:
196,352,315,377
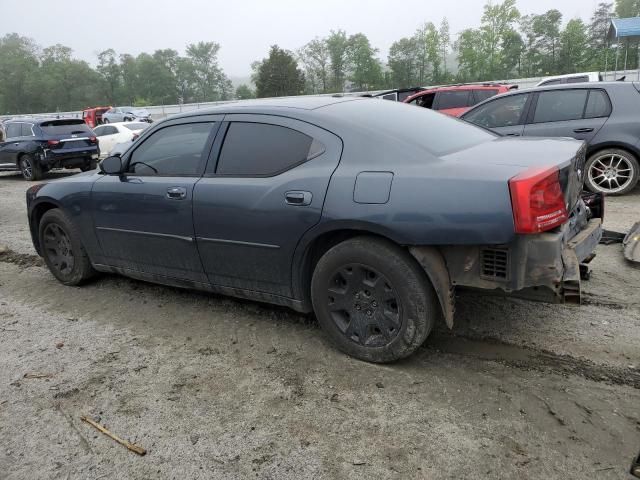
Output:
2,69,639,122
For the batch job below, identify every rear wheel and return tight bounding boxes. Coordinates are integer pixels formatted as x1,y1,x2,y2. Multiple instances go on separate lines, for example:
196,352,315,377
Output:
585,149,639,195
39,209,95,285
311,236,438,363
103,118,109,124
80,159,97,172
18,154,43,181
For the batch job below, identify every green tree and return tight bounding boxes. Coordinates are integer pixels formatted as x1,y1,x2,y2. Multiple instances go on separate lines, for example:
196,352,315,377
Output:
414,22,441,83
481,0,521,78
346,33,383,90
185,41,230,102
96,49,121,104
254,45,305,98
235,84,255,99
0,34,40,114
298,38,331,94
326,30,349,91
439,18,451,78
559,19,589,73
388,37,419,87
531,10,563,74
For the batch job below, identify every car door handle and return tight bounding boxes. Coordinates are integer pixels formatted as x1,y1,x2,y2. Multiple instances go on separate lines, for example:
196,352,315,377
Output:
573,128,594,133
167,186,187,200
285,191,312,206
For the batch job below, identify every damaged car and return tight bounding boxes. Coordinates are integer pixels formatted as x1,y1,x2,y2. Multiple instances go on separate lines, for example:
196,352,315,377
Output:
26,97,602,362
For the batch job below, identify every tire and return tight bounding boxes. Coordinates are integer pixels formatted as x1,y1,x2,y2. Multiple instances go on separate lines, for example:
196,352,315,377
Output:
18,154,43,181
123,117,131,122
103,118,109,124
80,159,97,172
311,236,438,363
38,209,95,286
585,148,639,196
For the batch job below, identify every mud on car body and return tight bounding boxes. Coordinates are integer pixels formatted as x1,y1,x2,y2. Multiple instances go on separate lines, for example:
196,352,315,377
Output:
0,118,99,180
26,97,601,363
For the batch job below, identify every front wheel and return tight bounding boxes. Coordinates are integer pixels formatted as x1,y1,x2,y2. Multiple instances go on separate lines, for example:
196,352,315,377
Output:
585,149,639,196
18,154,43,181
311,236,438,363
39,209,95,285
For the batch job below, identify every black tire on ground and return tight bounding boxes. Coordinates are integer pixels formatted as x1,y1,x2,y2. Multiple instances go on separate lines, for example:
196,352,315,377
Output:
103,118,109,124
38,208,96,286
80,159,97,172
18,154,43,181
584,148,639,196
311,236,438,363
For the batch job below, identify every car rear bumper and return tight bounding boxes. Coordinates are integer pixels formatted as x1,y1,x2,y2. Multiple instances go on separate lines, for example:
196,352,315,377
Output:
437,217,602,304
41,148,99,168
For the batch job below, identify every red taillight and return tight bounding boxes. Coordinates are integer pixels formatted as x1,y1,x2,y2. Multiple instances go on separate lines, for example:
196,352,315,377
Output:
509,166,568,234
47,140,60,146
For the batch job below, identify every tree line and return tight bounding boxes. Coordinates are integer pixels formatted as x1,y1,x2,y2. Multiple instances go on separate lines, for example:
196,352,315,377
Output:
0,0,638,115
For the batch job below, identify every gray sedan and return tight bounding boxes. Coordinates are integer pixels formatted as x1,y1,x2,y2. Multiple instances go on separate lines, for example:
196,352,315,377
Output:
102,106,152,124
26,97,601,362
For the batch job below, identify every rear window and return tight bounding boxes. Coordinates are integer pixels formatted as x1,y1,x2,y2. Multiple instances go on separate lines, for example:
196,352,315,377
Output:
329,99,495,156
40,120,92,135
436,90,472,110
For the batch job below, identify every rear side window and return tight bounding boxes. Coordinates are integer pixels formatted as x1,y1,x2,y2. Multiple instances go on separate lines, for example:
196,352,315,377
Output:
584,90,611,118
567,76,589,83
436,91,472,110
216,123,317,176
6,123,21,138
21,124,34,136
539,79,562,86
128,122,214,176
464,93,530,128
40,120,92,136
533,90,588,123
474,89,500,103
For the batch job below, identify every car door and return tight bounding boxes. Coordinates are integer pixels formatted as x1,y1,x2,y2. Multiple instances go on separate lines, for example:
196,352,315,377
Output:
0,123,29,165
193,115,343,297
91,116,222,282
522,89,610,143
462,93,531,136
95,125,121,156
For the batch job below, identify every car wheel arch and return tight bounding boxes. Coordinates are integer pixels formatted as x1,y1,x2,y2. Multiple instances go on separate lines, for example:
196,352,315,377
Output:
29,200,62,254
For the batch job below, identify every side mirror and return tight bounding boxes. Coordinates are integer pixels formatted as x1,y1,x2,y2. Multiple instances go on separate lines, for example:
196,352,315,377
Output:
100,155,123,175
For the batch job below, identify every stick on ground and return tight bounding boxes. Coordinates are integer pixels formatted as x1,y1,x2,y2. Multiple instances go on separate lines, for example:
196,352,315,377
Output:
80,415,146,456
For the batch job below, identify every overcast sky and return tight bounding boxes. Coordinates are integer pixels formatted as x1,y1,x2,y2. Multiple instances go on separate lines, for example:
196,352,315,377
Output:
1,0,599,77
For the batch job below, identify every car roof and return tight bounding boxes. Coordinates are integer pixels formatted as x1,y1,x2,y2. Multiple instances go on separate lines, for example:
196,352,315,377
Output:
488,81,632,96
170,96,362,119
403,84,515,102
539,72,599,80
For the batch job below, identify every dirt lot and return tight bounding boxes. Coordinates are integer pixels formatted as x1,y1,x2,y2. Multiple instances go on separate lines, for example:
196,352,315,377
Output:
1,170,639,480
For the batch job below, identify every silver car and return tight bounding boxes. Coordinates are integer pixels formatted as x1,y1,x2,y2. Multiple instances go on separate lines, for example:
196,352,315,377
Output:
102,106,152,124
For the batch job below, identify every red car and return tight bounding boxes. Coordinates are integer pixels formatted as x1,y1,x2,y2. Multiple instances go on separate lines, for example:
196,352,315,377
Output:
403,83,518,117
82,106,111,128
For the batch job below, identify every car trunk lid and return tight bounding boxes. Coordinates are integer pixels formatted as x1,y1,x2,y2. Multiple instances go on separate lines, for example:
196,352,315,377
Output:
39,119,98,150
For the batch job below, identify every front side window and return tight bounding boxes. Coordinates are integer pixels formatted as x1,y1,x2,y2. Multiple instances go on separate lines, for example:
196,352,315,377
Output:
216,122,317,176
410,93,436,109
464,94,530,129
128,122,214,176
436,90,472,110
533,90,588,123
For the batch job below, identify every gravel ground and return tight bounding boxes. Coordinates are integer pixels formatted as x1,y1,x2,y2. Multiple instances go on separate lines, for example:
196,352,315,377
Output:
1,170,639,479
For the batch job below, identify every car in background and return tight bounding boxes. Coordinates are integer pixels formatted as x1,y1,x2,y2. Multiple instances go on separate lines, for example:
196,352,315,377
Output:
461,82,640,195
403,83,518,117
369,87,427,102
102,106,153,124
536,72,602,87
26,96,601,363
93,122,150,158
0,118,99,180
82,106,111,128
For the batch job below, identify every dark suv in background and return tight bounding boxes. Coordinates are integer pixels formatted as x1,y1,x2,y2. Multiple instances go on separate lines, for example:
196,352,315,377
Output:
461,82,640,195
0,118,99,180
